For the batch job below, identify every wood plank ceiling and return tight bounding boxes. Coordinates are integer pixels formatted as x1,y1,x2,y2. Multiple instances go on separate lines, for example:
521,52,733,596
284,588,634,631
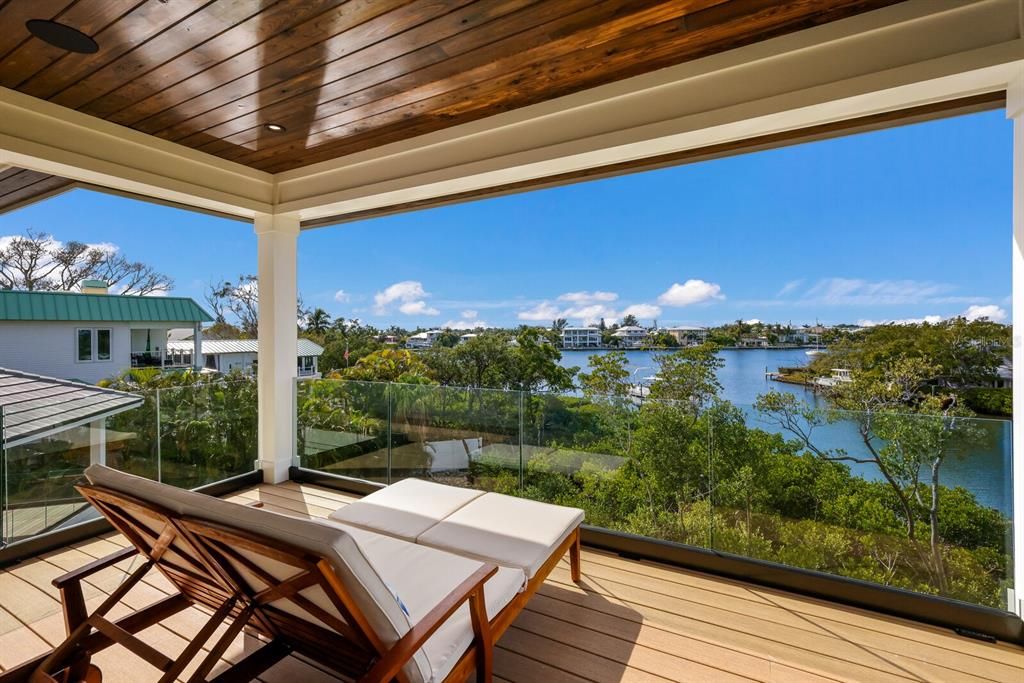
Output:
0,0,905,190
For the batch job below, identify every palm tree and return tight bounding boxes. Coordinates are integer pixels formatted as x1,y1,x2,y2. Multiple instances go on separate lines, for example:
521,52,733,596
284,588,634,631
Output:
552,318,568,332
307,307,331,334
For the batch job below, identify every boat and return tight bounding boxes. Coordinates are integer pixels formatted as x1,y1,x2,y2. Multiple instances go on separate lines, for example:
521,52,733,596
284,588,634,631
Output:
805,331,824,356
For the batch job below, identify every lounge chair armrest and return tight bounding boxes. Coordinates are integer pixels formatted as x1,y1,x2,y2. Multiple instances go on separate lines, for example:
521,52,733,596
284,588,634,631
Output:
53,546,139,589
359,563,497,683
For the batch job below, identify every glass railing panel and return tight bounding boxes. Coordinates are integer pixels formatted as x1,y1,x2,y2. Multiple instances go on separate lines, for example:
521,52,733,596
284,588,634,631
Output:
388,383,521,490
521,392,715,549
100,388,162,482
151,380,258,489
2,378,259,549
296,379,390,484
720,400,1013,610
1,415,102,546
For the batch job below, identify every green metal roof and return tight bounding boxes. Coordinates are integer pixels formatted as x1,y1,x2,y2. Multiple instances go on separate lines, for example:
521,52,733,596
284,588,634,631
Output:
0,290,213,323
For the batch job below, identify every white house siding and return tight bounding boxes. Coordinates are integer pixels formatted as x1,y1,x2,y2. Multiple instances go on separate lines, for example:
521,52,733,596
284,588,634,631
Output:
0,322,132,384
212,352,257,373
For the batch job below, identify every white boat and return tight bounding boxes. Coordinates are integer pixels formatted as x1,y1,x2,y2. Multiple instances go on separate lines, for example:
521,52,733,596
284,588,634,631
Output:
805,348,824,357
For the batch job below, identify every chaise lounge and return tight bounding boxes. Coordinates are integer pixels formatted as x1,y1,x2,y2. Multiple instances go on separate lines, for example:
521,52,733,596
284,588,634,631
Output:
29,466,583,683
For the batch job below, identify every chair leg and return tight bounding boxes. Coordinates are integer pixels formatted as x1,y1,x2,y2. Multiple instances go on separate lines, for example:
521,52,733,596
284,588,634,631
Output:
468,589,492,683
570,528,582,584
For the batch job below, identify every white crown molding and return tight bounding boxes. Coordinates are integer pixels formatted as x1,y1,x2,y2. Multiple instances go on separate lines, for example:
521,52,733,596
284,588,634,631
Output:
0,87,274,218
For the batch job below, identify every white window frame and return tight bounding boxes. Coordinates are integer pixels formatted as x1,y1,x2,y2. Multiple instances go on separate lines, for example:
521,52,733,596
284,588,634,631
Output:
75,327,113,363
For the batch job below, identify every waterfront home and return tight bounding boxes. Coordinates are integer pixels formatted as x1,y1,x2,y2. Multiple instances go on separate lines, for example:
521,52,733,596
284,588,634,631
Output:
612,325,649,348
458,333,478,344
165,338,324,377
406,329,442,349
0,2,1021,680
737,336,771,348
662,325,708,346
562,326,602,349
0,286,211,384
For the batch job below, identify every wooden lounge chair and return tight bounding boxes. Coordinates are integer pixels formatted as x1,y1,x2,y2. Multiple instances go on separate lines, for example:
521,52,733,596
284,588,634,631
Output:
17,466,583,683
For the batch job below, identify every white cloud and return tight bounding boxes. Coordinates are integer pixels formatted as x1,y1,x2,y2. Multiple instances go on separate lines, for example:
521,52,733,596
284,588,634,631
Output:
461,309,478,319
398,300,439,316
373,280,437,316
745,318,761,325
801,278,956,306
442,318,491,330
558,291,618,304
333,289,350,303
776,279,804,297
963,304,1006,323
621,303,662,319
857,315,943,327
518,302,564,321
857,304,1007,327
657,280,725,306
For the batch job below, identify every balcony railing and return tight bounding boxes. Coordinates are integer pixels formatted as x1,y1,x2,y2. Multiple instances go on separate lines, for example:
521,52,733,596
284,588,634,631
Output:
1,379,258,548
295,378,1013,613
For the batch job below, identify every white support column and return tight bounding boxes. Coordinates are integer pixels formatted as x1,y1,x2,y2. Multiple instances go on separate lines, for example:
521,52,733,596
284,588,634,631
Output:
255,213,300,483
193,322,203,371
89,419,106,466
1010,71,1024,618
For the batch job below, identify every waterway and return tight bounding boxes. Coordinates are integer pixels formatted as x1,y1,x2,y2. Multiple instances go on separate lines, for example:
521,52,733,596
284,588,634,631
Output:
558,348,1012,514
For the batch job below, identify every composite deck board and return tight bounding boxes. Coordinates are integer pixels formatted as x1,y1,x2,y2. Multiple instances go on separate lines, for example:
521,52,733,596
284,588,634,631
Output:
0,481,1019,682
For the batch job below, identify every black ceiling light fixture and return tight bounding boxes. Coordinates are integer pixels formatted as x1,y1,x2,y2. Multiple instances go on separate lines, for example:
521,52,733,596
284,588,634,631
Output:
25,19,99,54
264,123,286,132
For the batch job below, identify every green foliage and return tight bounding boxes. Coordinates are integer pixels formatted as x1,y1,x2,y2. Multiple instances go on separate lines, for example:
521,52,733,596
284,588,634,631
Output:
339,348,435,383
960,387,1012,417
648,344,723,407
578,351,630,397
807,318,1010,392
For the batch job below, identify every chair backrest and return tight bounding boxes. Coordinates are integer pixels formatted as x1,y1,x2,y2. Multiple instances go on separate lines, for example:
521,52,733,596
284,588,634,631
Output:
82,465,431,682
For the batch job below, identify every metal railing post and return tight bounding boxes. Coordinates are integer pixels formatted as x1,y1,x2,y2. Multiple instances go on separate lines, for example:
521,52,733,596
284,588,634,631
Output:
386,383,392,485
518,391,524,492
155,388,162,483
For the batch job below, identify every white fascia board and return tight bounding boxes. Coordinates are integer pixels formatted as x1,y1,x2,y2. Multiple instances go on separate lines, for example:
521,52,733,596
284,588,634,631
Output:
276,0,1023,224
0,87,274,219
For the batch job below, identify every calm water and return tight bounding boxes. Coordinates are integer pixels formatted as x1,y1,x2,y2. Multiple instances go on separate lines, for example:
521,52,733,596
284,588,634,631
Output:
559,349,1012,514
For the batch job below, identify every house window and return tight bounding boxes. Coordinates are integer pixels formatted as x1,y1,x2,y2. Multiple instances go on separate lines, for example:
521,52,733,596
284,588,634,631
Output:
97,329,111,361
77,328,113,362
77,329,92,361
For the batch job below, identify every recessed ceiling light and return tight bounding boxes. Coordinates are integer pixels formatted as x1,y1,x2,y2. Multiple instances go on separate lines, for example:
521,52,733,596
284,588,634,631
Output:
265,123,286,132
26,19,98,54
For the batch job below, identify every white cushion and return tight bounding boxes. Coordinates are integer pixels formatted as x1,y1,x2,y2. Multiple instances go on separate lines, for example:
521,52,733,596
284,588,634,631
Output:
84,466,429,683
335,523,525,682
329,478,484,541
417,492,584,578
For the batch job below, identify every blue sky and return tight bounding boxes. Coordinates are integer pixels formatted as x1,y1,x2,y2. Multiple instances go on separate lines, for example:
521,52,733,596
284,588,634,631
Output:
0,109,1012,329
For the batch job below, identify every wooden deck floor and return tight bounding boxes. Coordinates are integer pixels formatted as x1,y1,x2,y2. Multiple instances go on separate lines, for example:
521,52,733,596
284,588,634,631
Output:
0,482,1022,682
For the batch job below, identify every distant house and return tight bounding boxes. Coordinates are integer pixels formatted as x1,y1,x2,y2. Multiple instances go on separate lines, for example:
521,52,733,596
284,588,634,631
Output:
561,327,601,349
662,325,707,346
459,333,478,345
612,325,648,348
406,330,442,349
166,338,324,377
737,336,770,348
0,285,212,384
